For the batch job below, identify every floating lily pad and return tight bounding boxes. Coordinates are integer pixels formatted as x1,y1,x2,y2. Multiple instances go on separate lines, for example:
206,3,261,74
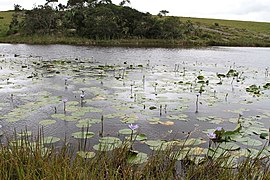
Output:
118,128,135,135
93,142,121,151
43,136,61,144
39,119,56,126
219,142,240,151
159,121,174,126
77,151,95,158
72,131,95,139
127,150,148,164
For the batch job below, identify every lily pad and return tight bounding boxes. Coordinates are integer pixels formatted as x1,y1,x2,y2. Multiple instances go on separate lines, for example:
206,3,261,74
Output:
118,128,135,135
39,119,56,126
72,131,95,139
43,136,61,144
127,150,148,164
77,151,95,158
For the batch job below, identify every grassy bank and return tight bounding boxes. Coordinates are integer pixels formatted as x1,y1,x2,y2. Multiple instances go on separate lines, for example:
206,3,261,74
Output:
1,34,269,48
1,131,270,179
0,35,208,47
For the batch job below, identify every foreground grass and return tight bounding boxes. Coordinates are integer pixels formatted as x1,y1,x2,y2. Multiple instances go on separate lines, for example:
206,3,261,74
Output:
1,133,270,179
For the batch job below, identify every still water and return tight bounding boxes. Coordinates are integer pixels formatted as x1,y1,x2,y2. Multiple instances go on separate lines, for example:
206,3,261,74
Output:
0,43,269,68
0,44,270,152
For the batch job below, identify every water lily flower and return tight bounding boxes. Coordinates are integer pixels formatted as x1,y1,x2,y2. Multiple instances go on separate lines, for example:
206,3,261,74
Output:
207,132,216,139
216,127,223,131
80,94,85,98
128,124,139,131
62,98,68,103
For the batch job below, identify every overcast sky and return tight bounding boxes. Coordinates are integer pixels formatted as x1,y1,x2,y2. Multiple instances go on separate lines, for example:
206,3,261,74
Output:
1,0,270,22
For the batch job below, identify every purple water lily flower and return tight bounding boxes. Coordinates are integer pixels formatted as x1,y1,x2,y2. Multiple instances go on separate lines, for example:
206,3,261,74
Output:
62,98,68,103
216,127,223,131
207,132,216,139
80,94,85,98
128,124,139,131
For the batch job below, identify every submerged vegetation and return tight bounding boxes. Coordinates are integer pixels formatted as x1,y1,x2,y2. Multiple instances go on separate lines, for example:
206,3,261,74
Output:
0,0,270,47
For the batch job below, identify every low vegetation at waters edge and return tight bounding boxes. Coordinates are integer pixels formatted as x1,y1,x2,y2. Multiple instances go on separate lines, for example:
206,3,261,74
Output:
1,129,270,179
0,0,270,47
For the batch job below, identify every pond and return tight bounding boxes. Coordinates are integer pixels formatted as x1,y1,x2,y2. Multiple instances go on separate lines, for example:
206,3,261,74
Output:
0,44,270,159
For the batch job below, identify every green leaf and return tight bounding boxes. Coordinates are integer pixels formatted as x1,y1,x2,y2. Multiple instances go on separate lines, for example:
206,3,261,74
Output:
39,119,56,126
43,136,61,144
72,131,95,139
127,150,148,164
119,128,134,135
77,151,95,158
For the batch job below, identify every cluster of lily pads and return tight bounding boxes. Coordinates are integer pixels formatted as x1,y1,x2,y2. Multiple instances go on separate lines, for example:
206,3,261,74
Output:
0,51,270,164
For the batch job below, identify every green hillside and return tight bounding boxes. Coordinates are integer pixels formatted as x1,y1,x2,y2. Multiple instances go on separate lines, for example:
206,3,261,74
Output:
180,17,270,35
0,11,13,37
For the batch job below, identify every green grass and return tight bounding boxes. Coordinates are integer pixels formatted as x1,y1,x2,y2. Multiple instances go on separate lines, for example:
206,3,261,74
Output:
1,131,270,179
180,17,270,35
0,11,13,37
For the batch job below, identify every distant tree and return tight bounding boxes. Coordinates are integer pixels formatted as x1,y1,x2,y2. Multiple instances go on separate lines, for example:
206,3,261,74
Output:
58,3,66,11
8,5,23,34
14,4,22,11
98,0,112,4
119,0,130,6
83,6,118,39
158,10,169,17
67,0,86,7
23,5,58,34
7,13,20,35
45,0,59,10
46,0,58,4
161,16,183,39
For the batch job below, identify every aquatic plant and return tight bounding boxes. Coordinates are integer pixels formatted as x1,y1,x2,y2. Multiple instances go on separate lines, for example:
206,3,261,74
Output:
195,94,199,113
62,98,68,113
128,124,139,143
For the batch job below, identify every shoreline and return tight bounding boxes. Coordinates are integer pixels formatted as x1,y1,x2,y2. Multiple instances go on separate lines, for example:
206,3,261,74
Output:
1,35,269,48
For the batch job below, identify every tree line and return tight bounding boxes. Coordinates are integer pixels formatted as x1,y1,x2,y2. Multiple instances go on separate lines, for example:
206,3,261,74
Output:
8,0,201,40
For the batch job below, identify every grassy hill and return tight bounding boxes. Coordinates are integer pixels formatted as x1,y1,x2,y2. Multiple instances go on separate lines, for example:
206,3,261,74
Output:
0,11,13,37
0,10,270,47
180,17,270,35
179,16,270,46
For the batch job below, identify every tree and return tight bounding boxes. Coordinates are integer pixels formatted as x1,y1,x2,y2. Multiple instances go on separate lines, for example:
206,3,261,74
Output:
67,0,86,7
83,6,118,39
7,13,20,35
158,10,169,17
14,4,22,11
119,0,130,6
161,17,182,39
23,5,59,34
45,0,59,9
